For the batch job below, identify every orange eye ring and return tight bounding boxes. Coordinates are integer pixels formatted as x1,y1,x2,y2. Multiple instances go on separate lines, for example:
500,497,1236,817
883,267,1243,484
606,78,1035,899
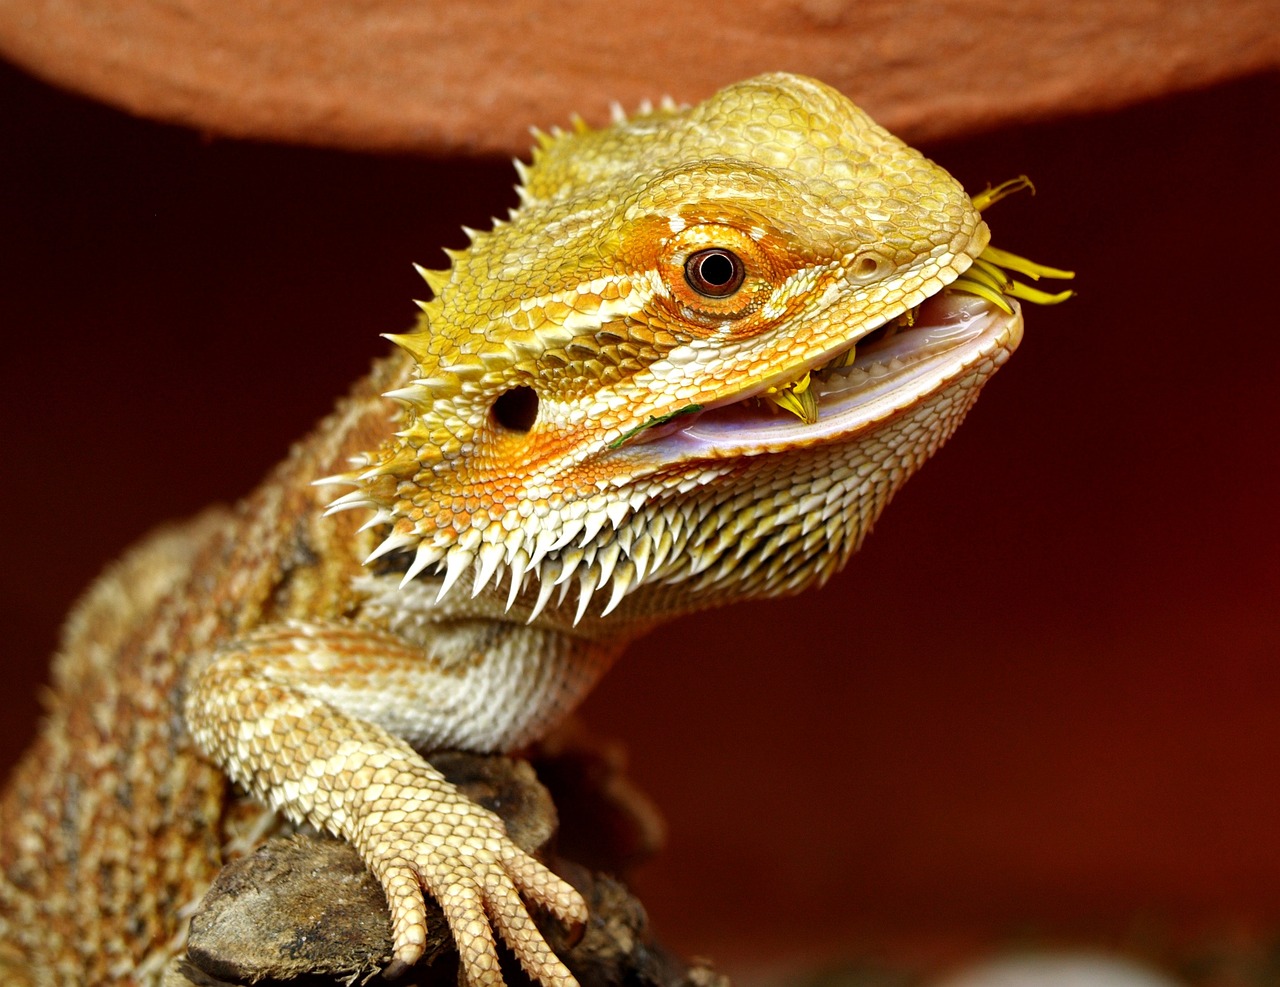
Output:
684,248,745,297
653,221,782,333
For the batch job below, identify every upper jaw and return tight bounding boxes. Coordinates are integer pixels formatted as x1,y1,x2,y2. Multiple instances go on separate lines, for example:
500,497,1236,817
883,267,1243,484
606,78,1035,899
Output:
624,289,1022,460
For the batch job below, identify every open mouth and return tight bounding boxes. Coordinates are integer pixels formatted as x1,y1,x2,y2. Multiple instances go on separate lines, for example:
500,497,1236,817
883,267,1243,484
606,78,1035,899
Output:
631,288,1023,458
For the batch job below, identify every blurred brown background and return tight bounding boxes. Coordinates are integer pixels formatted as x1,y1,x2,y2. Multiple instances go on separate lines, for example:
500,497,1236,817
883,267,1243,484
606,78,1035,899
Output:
2,1,1279,979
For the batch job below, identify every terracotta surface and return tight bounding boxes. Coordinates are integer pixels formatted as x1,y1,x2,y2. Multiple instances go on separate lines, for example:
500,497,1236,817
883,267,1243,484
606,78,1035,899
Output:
0,0,1276,155
4,52,1280,982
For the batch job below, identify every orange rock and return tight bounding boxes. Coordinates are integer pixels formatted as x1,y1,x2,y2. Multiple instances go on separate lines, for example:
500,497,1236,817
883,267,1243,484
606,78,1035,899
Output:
0,0,1276,154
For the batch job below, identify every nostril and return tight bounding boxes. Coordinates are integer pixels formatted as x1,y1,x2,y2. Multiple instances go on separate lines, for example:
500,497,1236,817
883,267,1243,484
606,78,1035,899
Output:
491,386,539,433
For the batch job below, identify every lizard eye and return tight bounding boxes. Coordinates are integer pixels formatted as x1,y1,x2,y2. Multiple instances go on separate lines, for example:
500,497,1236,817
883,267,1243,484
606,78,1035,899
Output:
491,386,539,433
684,248,745,297
658,224,776,333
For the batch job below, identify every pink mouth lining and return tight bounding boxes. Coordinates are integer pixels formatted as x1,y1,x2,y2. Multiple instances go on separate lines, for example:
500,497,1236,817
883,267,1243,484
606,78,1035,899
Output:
634,291,1022,458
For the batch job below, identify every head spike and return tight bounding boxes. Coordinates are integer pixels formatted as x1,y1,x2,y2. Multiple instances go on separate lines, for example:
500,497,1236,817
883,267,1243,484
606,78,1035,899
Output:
357,508,394,533
472,542,505,598
555,575,574,607
311,473,361,489
359,446,420,481
502,526,527,565
412,263,451,297
400,542,443,585
437,359,487,382
600,563,635,617
526,571,557,624
527,526,559,572
595,541,622,588
529,125,554,151
647,517,675,574
433,548,474,602
366,529,418,564
553,547,585,586
578,509,608,548
606,499,629,529
323,490,373,517
629,533,651,582
548,518,586,555
573,568,600,626
505,549,532,613
382,331,434,361
382,384,431,407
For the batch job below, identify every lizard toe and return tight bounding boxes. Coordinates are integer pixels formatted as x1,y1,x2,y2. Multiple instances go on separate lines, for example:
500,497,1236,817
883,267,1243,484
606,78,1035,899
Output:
498,842,588,926
375,859,429,972
486,878,581,987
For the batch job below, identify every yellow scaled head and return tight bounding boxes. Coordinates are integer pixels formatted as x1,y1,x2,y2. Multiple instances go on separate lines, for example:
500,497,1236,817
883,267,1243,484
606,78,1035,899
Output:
333,73,1028,623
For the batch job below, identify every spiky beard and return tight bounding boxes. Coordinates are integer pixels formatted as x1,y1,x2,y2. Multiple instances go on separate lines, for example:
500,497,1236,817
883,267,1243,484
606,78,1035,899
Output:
318,450,738,628
317,368,984,632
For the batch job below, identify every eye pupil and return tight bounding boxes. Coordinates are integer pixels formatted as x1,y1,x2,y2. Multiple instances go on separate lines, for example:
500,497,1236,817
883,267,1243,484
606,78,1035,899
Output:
695,252,735,286
491,386,539,433
685,248,745,297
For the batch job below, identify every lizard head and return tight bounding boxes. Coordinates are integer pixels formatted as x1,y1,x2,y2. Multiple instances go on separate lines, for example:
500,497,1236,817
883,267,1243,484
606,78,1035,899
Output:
327,73,1068,628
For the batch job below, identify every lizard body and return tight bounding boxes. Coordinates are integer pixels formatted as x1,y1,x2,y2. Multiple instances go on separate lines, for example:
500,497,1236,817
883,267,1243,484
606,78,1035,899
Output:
0,74,1065,986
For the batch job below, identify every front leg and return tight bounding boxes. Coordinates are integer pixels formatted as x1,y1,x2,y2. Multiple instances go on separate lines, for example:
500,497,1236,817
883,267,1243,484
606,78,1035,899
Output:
183,620,607,986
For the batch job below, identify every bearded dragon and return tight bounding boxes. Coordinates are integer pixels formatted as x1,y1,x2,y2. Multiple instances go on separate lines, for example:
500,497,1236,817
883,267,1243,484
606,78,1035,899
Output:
0,73,1070,986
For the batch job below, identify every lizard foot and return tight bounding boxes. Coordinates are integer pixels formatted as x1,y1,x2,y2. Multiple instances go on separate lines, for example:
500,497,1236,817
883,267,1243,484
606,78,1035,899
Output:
354,772,587,987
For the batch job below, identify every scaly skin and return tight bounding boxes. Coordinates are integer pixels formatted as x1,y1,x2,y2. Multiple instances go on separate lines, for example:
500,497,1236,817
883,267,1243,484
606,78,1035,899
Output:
1,74,1036,986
